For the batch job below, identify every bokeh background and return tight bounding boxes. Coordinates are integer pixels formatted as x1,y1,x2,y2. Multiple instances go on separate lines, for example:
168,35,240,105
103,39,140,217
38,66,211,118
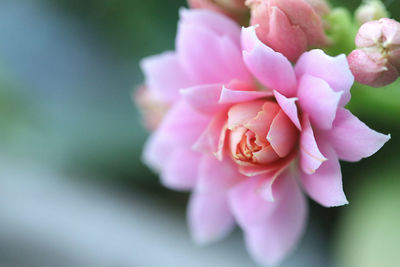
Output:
0,0,399,266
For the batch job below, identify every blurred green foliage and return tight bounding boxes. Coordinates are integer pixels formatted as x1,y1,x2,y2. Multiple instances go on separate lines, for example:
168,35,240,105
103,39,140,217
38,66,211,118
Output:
335,161,400,267
51,0,187,58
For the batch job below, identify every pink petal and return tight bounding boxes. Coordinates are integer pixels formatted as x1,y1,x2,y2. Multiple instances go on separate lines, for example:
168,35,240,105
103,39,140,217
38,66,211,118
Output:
228,175,277,228
140,51,192,103
179,8,241,47
177,12,249,84
161,148,201,190
242,27,297,97
298,74,342,130
244,171,307,266
326,108,391,162
227,100,265,130
180,83,226,114
300,140,348,207
196,155,244,193
241,25,264,53
300,116,327,174
142,130,175,172
188,191,235,244
238,150,296,178
295,49,354,106
192,111,227,156
267,110,299,158
238,163,280,177
253,145,281,164
245,102,280,140
219,87,272,104
159,100,210,146
274,90,301,130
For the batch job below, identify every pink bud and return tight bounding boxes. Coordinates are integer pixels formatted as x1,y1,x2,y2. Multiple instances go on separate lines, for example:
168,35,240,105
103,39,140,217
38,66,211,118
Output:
247,0,329,62
348,18,400,87
188,0,248,24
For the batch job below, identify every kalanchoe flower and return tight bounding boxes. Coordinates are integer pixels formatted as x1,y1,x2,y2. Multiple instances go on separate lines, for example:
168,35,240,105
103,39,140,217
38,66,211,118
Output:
246,0,330,62
355,0,389,25
348,18,400,87
140,9,390,266
188,0,249,24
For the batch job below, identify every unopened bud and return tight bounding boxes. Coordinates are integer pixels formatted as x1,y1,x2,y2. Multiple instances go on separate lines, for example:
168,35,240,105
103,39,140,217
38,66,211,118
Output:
355,0,389,25
246,0,329,62
348,18,400,87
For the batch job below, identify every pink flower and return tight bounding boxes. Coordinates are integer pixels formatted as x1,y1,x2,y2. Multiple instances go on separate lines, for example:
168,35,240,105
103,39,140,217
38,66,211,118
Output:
246,0,329,62
140,9,390,266
348,18,400,87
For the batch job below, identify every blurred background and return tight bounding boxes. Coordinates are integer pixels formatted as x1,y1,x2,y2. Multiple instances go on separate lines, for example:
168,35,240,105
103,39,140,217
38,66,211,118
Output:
0,0,399,266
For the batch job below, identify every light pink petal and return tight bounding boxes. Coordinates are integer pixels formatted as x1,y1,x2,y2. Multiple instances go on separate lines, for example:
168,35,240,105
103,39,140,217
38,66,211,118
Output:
298,74,342,130
242,26,297,97
326,108,391,162
238,163,279,177
196,155,244,193
274,90,301,130
238,150,296,178
300,116,327,174
180,84,225,114
177,11,249,84
188,191,235,244
267,110,299,158
144,101,209,172
224,79,257,92
227,100,265,129
179,8,241,47
140,51,192,103
253,146,280,164
300,140,348,207
142,130,175,172
243,45,297,97
159,100,210,146
244,171,307,266
219,87,272,104
295,49,354,106
245,102,280,141
241,25,264,53
192,111,227,156
219,35,253,83
161,148,201,191
228,175,277,228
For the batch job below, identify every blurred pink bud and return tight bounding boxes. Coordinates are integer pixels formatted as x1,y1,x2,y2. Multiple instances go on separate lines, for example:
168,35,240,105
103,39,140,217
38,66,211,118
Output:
246,0,329,62
134,85,170,130
188,0,248,24
348,18,400,87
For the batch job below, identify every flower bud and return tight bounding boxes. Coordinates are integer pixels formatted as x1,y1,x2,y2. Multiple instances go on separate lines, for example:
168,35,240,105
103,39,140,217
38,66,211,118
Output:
188,0,249,24
246,0,329,62
355,0,389,25
348,18,400,87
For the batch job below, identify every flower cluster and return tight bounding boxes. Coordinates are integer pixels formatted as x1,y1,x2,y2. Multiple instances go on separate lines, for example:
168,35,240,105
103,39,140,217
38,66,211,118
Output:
136,0,394,266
